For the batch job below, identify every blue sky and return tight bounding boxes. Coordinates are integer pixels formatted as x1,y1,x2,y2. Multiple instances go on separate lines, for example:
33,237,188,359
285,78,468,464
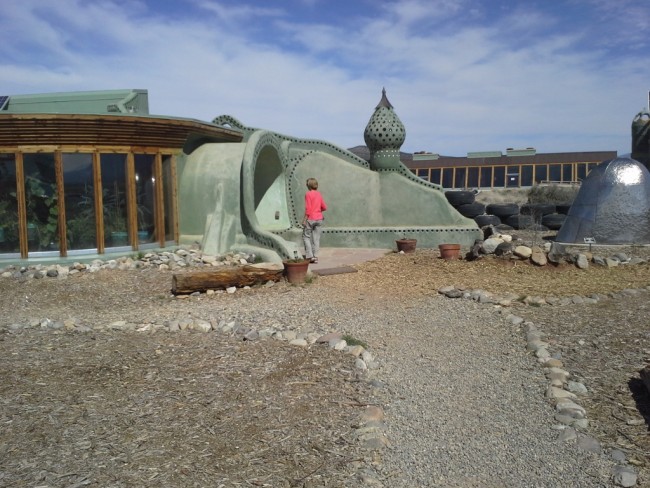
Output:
1,0,648,156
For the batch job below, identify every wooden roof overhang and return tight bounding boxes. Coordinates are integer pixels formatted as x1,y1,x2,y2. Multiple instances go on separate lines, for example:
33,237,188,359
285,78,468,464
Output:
0,113,243,149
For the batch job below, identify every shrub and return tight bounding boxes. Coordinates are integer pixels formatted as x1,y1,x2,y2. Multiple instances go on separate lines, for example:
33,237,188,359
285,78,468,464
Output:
527,184,579,205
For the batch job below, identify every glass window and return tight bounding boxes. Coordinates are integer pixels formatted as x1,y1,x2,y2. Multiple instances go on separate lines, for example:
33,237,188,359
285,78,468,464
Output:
454,167,466,188
0,154,19,254
562,164,573,182
430,168,441,185
549,164,561,182
535,165,547,184
162,155,175,242
506,167,519,187
521,165,533,186
441,168,453,188
135,154,156,245
480,167,492,188
101,154,129,248
24,153,59,253
467,167,479,188
493,166,505,187
63,153,96,251
576,163,587,181
417,168,429,180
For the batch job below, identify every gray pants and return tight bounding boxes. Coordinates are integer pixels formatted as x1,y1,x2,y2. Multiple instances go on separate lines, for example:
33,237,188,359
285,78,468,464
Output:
302,219,323,259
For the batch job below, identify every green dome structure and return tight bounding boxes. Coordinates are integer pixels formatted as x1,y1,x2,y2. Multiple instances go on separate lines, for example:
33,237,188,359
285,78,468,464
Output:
178,89,481,262
364,88,406,171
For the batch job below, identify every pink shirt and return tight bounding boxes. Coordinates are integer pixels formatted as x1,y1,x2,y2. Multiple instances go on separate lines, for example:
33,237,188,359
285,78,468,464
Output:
304,190,327,220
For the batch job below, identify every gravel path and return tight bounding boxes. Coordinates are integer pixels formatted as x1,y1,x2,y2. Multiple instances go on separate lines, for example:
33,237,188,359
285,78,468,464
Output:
174,281,618,486
2,251,641,486
272,287,615,487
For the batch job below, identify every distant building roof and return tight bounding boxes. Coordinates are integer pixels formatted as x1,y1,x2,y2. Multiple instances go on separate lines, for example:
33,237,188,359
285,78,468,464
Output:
348,145,617,168
1,89,149,115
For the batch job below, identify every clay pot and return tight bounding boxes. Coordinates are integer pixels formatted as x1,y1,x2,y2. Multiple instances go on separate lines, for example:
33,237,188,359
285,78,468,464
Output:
439,243,461,260
283,259,310,284
396,238,417,253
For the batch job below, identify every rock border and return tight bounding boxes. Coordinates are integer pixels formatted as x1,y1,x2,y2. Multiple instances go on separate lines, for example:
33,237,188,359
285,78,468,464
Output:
436,286,648,487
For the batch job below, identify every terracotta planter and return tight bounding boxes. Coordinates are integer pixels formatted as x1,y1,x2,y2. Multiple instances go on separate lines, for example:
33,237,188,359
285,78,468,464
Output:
396,238,417,254
283,259,310,284
439,243,461,260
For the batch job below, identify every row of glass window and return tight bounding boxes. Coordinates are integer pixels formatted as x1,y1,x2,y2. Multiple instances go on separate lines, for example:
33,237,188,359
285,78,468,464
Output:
0,150,176,258
413,162,600,188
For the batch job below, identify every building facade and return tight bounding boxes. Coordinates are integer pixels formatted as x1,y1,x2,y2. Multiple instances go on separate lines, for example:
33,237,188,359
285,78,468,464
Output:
405,149,617,190
0,90,241,260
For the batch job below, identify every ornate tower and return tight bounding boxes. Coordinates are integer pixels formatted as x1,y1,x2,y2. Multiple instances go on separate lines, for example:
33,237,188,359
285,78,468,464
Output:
364,88,406,171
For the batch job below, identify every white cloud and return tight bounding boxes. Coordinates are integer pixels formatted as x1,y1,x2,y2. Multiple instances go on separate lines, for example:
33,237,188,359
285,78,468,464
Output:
0,0,647,156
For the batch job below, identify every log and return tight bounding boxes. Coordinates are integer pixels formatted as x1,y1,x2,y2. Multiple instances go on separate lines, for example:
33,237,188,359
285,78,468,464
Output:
172,264,284,294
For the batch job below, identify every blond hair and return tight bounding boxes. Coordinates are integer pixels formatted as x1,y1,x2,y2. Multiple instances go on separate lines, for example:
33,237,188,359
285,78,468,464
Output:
306,178,319,190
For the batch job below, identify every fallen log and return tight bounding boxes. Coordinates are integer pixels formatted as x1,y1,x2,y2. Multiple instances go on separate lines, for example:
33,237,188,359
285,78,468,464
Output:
172,264,284,294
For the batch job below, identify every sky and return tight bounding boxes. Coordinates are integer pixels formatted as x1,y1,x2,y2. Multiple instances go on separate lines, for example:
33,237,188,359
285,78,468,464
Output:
1,0,648,156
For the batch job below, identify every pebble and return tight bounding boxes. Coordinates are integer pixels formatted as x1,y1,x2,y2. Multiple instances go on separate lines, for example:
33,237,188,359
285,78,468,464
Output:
2,245,644,487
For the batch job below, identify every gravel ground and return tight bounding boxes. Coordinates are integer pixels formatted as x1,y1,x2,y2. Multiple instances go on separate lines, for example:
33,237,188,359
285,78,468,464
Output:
0,248,649,487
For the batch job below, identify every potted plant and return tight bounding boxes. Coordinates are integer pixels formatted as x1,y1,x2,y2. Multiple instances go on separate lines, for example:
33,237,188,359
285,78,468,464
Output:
396,235,417,253
439,243,461,260
282,252,310,284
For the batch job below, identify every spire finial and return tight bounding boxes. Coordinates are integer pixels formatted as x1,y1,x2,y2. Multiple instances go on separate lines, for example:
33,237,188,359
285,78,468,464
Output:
376,87,393,109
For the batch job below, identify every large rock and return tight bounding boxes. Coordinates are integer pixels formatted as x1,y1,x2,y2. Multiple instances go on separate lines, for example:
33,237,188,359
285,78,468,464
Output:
482,237,504,254
531,247,548,266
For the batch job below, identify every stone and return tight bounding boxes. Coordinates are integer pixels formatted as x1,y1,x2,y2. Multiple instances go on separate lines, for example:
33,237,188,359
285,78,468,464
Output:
347,345,365,357
540,357,564,368
530,250,547,266
193,320,212,332
547,242,567,264
482,237,504,254
605,257,620,268
316,332,343,343
612,466,637,487
289,338,308,347
577,434,601,454
592,255,606,266
506,314,524,325
513,246,532,259
494,241,513,256
610,450,627,462
576,254,589,269
573,418,589,430
524,296,546,306
558,428,577,442
355,358,368,370
243,330,259,341
554,413,576,425
555,400,586,419
546,386,577,400
567,381,588,395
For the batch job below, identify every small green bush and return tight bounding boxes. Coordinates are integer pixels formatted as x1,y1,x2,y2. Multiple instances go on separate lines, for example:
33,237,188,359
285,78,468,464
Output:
342,334,369,349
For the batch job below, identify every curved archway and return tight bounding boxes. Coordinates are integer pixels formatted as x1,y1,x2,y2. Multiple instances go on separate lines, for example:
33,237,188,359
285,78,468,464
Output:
253,145,289,230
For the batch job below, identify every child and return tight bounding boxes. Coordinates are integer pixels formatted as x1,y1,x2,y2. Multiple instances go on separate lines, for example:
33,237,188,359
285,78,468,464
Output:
302,178,327,263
